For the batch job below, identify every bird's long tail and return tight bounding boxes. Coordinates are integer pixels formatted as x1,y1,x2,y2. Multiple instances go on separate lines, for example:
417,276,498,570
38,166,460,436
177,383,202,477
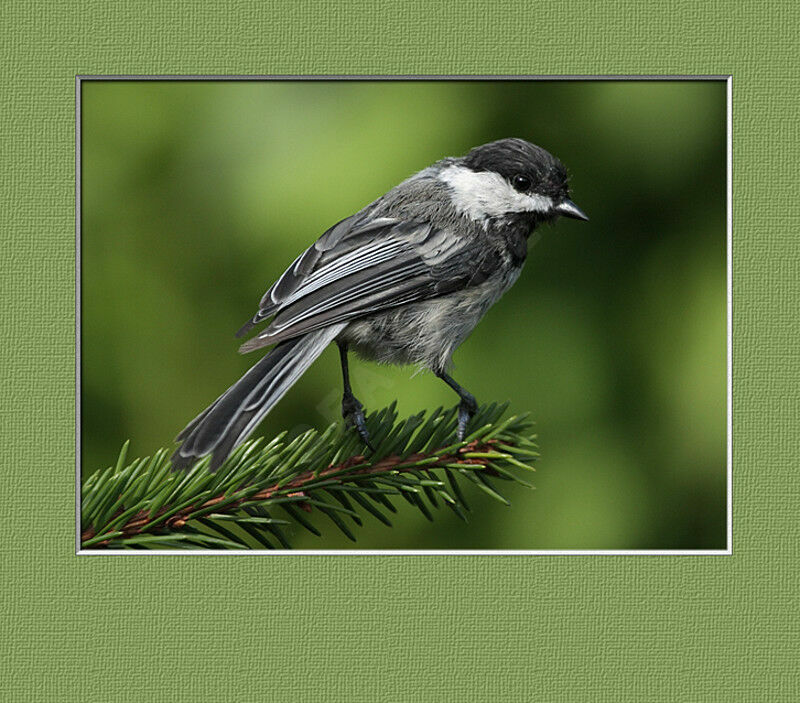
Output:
172,323,346,471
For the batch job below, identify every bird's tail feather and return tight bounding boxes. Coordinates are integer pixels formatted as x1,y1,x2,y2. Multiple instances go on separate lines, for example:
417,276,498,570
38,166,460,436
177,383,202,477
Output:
171,323,345,471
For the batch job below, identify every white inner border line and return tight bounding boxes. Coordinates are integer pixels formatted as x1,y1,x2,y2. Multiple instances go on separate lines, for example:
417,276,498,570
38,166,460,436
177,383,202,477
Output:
83,549,731,556
76,74,732,81
75,75,82,555
76,75,733,556
726,76,733,553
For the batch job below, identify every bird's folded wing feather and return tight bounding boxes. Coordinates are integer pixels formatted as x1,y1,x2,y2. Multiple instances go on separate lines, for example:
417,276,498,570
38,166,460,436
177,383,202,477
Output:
236,213,499,352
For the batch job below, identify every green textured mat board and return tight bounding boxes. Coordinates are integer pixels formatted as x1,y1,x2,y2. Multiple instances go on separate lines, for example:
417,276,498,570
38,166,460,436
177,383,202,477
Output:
4,2,797,700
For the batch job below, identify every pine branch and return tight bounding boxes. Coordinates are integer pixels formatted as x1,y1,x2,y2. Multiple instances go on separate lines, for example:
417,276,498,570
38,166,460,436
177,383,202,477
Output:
81,402,539,550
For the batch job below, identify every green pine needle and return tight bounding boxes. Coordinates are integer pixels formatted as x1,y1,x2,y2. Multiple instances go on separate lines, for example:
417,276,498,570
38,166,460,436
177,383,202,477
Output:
81,403,538,550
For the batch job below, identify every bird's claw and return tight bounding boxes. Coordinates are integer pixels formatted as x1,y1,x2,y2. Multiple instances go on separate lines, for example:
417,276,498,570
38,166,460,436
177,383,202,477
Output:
342,395,374,451
352,410,375,452
456,395,478,441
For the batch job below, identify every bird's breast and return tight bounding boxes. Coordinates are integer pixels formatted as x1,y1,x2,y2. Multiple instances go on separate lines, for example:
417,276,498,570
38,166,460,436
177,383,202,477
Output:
340,264,523,373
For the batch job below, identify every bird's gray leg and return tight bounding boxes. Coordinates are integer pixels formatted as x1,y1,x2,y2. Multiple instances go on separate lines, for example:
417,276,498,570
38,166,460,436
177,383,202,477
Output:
435,370,478,440
337,342,374,451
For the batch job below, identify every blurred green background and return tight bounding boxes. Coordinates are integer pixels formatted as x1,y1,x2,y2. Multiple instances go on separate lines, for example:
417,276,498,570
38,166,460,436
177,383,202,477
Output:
81,80,726,550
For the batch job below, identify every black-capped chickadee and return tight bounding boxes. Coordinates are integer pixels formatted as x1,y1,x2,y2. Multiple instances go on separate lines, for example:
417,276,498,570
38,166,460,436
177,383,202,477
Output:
172,138,588,471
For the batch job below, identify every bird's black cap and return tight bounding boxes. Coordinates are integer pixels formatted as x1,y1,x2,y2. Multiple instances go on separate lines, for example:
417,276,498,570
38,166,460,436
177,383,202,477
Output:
463,137,570,201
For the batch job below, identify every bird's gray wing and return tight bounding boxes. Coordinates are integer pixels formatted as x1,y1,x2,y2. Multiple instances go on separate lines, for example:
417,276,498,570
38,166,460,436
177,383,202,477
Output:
236,213,398,337
236,214,500,352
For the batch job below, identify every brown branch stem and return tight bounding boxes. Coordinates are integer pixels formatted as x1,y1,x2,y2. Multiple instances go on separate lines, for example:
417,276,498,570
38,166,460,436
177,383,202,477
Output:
82,439,500,548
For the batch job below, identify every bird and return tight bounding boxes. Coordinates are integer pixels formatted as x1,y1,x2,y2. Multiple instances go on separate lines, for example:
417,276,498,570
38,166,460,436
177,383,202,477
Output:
171,137,588,471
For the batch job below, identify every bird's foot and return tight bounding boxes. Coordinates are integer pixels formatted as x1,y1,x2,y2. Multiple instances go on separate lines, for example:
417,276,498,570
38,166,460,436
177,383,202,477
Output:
342,394,374,451
456,393,478,441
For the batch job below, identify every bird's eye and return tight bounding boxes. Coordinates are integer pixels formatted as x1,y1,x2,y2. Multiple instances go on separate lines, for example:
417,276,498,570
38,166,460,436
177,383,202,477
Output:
512,174,532,192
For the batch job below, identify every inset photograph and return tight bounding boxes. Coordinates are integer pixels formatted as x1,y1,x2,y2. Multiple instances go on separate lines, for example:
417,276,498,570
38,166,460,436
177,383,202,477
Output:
79,79,728,552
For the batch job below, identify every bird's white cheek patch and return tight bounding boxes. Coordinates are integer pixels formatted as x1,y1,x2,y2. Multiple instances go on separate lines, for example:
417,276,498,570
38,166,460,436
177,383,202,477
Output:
440,165,553,220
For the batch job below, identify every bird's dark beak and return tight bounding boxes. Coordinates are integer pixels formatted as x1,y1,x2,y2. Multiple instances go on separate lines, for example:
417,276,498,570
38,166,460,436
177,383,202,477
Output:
555,199,589,221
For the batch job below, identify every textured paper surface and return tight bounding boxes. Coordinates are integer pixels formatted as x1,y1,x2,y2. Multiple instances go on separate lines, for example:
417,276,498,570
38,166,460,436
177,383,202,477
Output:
3,2,797,700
